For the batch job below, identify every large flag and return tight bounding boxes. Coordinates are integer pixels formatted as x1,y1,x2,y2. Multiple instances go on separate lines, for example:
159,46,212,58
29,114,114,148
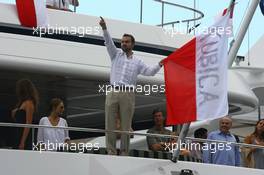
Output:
16,0,47,27
260,0,264,16
164,8,233,125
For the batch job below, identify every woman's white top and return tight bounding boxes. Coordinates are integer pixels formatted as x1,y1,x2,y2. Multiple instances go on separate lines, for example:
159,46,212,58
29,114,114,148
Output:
37,117,70,150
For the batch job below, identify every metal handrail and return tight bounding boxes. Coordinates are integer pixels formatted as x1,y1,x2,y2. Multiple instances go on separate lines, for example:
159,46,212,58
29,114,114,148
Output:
1,122,264,149
154,0,204,27
157,21,180,27
70,0,204,29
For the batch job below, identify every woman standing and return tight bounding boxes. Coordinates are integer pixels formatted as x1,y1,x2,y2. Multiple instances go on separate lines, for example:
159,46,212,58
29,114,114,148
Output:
243,119,264,169
12,79,39,150
37,98,70,151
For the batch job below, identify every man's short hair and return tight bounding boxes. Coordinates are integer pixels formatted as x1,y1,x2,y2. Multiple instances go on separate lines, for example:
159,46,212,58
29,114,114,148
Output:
219,116,232,123
194,128,208,138
123,33,135,44
152,108,163,116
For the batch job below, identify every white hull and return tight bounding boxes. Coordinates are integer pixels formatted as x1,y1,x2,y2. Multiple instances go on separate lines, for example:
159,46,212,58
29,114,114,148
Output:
0,149,263,175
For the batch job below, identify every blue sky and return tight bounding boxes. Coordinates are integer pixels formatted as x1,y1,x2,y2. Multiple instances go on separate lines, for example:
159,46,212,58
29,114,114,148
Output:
1,0,263,57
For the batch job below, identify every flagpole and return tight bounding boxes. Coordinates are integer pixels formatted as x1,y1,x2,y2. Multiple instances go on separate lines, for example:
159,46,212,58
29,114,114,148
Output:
228,0,235,12
228,0,260,68
171,123,191,162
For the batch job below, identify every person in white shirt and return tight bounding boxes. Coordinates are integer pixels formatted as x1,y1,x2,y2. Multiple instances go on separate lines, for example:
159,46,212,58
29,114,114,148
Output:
99,17,164,156
46,0,79,12
37,98,70,151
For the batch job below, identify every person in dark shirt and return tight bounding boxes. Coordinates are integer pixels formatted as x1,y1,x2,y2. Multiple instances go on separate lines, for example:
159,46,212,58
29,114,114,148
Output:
147,108,172,151
146,108,190,155
11,79,39,150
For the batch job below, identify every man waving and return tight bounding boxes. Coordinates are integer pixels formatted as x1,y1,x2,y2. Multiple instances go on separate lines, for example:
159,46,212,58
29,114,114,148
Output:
99,17,163,156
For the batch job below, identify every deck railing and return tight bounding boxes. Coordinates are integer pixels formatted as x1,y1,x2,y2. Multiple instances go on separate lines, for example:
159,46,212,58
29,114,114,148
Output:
0,121,264,169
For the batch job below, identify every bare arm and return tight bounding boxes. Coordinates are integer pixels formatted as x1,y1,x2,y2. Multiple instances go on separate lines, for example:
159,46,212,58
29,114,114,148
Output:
147,133,167,151
37,118,44,143
19,101,34,149
64,120,70,143
150,143,165,151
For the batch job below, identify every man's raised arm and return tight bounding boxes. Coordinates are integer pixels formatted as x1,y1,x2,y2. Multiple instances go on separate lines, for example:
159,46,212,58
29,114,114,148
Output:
99,17,118,60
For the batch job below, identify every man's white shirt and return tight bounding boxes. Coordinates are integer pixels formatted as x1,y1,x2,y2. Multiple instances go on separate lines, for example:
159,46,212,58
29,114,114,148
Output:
103,30,161,87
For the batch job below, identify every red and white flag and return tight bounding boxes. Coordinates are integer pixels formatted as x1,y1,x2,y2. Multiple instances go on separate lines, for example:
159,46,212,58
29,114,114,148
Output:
16,0,48,27
164,9,233,125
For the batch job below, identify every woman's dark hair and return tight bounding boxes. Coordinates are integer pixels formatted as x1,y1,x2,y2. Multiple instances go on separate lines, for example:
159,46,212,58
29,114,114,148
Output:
49,98,63,112
253,119,264,137
16,79,39,109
